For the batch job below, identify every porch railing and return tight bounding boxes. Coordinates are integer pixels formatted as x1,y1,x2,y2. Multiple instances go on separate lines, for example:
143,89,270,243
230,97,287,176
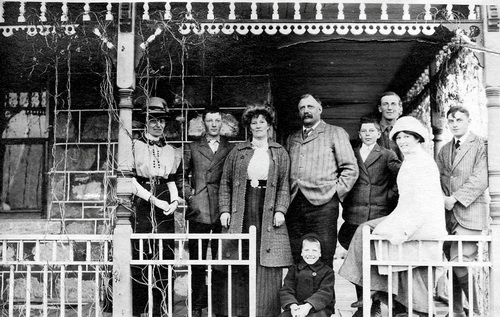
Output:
362,225,492,317
0,228,257,317
130,228,257,317
0,234,112,317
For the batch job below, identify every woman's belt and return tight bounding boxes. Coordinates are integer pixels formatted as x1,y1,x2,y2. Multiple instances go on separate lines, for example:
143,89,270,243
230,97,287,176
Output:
247,179,267,188
136,176,169,185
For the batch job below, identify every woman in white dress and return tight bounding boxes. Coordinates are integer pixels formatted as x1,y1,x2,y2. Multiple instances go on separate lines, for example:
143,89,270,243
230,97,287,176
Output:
339,116,447,317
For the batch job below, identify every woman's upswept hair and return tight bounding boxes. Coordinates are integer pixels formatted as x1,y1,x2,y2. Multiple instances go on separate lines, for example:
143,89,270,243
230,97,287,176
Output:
393,130,425,143
241,103,275,128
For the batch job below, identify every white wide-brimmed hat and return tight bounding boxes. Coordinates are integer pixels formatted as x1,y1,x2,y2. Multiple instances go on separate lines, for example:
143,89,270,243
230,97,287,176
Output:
389,116,428,142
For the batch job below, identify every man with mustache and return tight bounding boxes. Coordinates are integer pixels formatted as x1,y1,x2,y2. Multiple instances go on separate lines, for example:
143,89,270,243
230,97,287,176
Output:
286,94,358,311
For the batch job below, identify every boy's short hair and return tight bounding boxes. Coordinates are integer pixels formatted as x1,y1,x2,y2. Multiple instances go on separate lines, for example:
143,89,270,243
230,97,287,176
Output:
302,236,321,249
202,105,222,120
359,116,381,132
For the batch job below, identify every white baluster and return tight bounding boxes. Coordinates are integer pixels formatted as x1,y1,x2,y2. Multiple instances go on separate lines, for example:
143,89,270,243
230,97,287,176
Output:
40,2,47,22
338,3,344,20
143,2,150,20
229,2,235,20
61,2,68,22
468,5,476,20
208,2,215,20
272,2,279,20
251,2,257,20
424,4,431,21
359,3,366,20
380,3,388,20
0,1,4,23
164,2,172,20
446,4,453,20
316,2,322,20
83,2,91,21
106,2,113,21
294,2,300,20
402,3,410,20
18,1,26,23
186,1,193,20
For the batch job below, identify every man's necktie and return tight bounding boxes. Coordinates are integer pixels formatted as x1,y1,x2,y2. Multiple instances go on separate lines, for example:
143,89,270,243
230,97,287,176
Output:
303,128,312,139
452,139,460,163
382,125,393,148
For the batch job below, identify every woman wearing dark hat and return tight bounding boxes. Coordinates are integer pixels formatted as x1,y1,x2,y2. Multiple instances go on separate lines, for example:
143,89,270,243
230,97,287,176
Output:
339,116,447,317
129,96,183,317
215,104,293,317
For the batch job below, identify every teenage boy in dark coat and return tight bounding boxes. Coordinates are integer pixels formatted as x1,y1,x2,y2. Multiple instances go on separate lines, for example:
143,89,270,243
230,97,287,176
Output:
339,117,401,317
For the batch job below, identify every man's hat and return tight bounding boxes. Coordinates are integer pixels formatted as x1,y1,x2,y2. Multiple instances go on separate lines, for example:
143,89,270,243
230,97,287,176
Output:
138,97,170,121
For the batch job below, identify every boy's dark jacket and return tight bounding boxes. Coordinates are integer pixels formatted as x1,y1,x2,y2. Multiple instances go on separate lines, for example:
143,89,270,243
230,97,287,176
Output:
279,258,334,313
342,143,401,224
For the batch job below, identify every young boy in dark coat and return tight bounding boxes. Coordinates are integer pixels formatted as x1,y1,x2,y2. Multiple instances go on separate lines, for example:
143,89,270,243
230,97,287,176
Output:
339,117,401,316
279,233,334,317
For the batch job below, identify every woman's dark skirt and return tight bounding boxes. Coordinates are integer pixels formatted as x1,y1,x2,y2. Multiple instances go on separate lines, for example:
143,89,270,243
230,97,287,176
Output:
213,183,283,317
130,181,175,316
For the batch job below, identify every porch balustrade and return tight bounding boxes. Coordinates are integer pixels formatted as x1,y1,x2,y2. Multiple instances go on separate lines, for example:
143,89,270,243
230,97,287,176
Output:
363,226,492,317
0,228,257,317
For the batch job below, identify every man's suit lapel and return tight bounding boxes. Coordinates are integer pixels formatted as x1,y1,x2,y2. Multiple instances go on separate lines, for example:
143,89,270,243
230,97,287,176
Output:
452,133,475,170
210,138,231,168
354,147,369,176
198,138,215,161
364,144,382,168
301,121,325,144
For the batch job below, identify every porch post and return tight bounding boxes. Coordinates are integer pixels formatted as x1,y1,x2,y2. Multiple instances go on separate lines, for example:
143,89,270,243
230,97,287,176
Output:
483,6,500,314
113,3,136,317
486,86,500,316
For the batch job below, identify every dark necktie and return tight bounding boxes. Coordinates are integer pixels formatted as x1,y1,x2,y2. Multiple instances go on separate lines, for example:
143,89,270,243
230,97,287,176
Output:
303,128,312,139
381,125,392,149
452,139,460,162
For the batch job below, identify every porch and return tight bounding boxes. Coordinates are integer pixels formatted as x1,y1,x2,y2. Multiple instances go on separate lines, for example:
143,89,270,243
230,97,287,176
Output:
1,0,500,316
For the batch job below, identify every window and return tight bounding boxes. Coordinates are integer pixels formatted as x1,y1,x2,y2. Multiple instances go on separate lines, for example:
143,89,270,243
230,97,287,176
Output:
1,91,48,217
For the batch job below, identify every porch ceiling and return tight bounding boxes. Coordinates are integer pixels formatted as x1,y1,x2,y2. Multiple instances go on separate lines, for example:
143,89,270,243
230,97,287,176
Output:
268,33,452,136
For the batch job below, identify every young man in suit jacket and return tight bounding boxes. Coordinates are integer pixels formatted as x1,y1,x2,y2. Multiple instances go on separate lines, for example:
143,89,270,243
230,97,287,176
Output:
286,94,358,310
339,117,401,316
437,106,489,317
377,91,404,161
183,105,234,317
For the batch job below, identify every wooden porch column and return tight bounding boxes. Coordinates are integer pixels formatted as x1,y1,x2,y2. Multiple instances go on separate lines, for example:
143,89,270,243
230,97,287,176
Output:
486,86,500,315
483,6,500,314
114,3,136,317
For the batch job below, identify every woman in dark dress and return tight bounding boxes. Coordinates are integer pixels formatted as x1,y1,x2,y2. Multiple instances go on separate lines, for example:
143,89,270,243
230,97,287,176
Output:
128,97,182,316
215,104,293,317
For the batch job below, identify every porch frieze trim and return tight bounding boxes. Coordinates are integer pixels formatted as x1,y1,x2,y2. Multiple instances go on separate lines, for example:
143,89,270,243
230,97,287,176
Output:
179,22,441,36
0,24,78,37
